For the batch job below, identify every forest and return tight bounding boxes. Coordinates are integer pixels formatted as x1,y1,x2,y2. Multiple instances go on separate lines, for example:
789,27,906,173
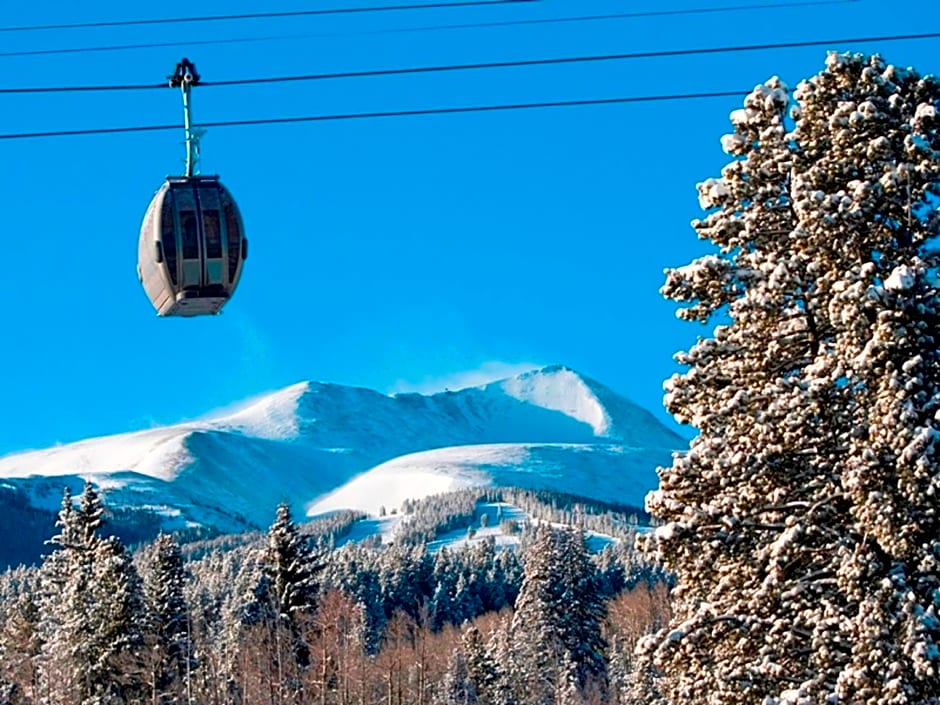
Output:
0,482,668,705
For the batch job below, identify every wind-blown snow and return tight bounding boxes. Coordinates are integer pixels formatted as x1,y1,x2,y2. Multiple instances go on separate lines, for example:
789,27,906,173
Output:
498,365,612,436
217,382,309,439
309,443,660,517
0,365,684,531
0,427,194,482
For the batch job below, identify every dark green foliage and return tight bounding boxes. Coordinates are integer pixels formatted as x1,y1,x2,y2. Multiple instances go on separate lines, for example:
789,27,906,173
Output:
464,624,500,703
397,490,484,545
0,489,57,571
0,484,167,571
262,503,323,623
511,524,608,704
142,533,193,703
103,507,165,550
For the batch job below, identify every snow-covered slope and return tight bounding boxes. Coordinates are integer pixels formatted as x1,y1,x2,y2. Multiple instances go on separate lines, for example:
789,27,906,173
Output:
0,366,684,532
310,443,661,517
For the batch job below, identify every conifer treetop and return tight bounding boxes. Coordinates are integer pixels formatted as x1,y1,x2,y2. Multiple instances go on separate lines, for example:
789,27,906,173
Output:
643,51,940,705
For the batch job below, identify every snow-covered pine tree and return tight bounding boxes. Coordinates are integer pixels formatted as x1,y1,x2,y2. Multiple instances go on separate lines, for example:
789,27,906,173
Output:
511,525,607,705
430,548,457,631
246,501,324,699
484,616,518,705
464,624,499,703
453,571,484,625
435,646,478,705
559,529,608,691
325,544,386,652
37,484,147,705
0,593,41,704
78,481,104,547
86,536,147,702
143,533,193,704
495,548,523,607
263,503,321,624
50,486,78,550
644,52,940,704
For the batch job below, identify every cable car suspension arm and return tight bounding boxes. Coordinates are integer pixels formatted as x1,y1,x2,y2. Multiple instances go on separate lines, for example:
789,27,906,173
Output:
169,58,204,177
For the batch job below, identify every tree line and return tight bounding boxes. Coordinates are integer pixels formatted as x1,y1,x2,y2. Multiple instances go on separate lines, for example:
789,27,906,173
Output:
0,482,666,705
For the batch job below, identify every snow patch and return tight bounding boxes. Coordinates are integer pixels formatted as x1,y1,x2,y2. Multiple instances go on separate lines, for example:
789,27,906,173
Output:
885,265,916,292
497,366,612,436
307,442,659,517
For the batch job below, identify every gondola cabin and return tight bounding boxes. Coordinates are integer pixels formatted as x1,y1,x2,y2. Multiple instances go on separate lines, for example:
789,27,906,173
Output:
137,175,247,316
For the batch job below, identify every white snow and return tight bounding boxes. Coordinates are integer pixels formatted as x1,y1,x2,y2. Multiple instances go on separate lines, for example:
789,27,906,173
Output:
730,108,750,126
0,365,681,532
697,178,730,209
0,426,194,482
655,522,677,541
216,382,310,439
497,366,612,436
308,442,660,517
721,133,747,154
309,462,486,518
333,515,403,547
334,502,616,554
885,265,916,292
426,502,530,552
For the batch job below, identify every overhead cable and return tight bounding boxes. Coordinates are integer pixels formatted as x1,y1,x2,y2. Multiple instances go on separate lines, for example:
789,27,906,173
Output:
0,91,753,141
0,0,533,33
1,29,935,95
0,0,859,58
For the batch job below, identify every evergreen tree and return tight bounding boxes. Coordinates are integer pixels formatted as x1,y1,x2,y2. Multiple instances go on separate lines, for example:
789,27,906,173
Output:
143,533,193,704
511,525,607,705
606,635,628,705
435,646,478,705
484,617,518,705
378,542,429,621
464,624,499,705
38,485,146,705
645,52,940,704
246,501,324,698
326,545,386,652
50,486,79,550
264,503,320,623
87,536,147,702
495,549,523,607
453,571,483,625
430,548,456,631
78,481,104,547
0,593,41,704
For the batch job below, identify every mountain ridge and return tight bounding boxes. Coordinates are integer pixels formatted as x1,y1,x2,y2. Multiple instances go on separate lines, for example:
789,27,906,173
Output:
0,365,683,536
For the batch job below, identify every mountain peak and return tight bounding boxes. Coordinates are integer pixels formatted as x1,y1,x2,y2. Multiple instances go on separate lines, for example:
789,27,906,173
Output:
491,365,612,436
529,363,576,375
215,381,310,440
0,366,684,539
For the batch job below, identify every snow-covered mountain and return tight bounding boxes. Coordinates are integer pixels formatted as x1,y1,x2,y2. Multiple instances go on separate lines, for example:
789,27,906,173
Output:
0,365,684,534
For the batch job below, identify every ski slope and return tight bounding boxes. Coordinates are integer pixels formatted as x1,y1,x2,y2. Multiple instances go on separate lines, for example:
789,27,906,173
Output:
0,366,684,532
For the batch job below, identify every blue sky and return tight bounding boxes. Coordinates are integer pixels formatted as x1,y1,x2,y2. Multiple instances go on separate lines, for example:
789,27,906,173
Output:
0,0,932,454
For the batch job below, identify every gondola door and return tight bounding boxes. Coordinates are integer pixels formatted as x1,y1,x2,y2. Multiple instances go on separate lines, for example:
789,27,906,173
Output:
174,185,202,292
198,186,225,290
